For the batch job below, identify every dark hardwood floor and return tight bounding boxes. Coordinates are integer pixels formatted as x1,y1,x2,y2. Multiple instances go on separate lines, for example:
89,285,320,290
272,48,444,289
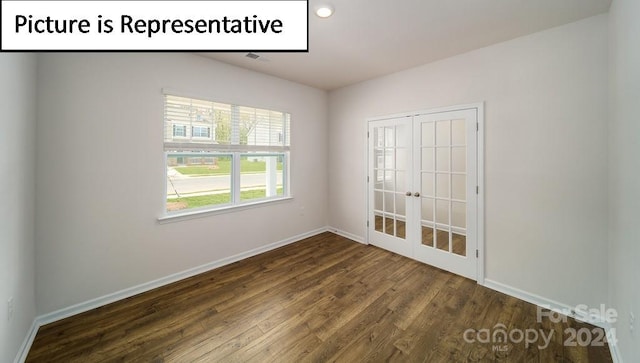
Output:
26,232,612,362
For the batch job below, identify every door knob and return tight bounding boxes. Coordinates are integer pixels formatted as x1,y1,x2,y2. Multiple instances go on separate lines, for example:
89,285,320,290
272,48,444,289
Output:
406,191,412,196
414,192,420,197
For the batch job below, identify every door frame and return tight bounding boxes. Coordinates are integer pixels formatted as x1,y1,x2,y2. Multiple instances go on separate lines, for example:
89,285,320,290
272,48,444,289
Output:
365,102,485,284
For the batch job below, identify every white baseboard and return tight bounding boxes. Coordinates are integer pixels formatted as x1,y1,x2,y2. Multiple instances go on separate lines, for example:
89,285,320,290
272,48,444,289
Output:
326,226,365,244
13,319,39,363
483,279,577,319
15,227,329,363
483,279,622,363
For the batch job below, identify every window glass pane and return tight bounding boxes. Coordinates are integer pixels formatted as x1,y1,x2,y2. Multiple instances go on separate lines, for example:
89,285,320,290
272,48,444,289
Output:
239,154,284,202
166,153,232,212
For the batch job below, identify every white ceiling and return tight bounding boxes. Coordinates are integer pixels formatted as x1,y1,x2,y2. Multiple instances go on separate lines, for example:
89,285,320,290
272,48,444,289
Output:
200,0,611,91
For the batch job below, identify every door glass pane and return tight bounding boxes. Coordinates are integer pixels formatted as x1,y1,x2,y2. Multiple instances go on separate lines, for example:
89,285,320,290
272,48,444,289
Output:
422,122,434,147
436,173,449,198
384,171,395,190
421,173,434,196
396,171,405,191
436,200,449,224
396,125,408,148
451,147,466,173
395,194,406,217
374,191,383,211
374,149,384,168
421,147,434,171
385,127,395,147
451,119,466,145
436,229,450,252
453,233,466,256
436,148,450,172
396,148,408,171
384,149,394,169
452,174,466,200
384,215,395,236
374,170,384,189
375,214,383,233
421,197,434,221
422,226,434,247
436,120,450,146
396,219,406,239
452,201,466,228
375,128,384,148
384,192,394,214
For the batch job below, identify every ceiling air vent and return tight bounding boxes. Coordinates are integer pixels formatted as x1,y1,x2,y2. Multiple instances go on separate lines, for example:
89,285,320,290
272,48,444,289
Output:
246,52,260,60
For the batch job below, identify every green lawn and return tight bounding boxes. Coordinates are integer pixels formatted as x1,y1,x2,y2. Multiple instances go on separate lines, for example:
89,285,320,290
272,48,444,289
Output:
167,188,284,210
174,158,283,176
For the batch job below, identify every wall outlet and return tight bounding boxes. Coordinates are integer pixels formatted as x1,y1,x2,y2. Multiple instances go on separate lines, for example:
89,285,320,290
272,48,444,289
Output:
7,297,14,322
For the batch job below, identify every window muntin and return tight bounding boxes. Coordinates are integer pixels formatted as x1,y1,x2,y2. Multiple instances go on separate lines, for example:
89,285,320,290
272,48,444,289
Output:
164,94,290,214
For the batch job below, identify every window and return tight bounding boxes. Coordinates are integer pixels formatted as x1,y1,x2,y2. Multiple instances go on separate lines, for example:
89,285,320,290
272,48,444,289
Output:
164,94,290,215
191,126,211,138
173,125,187,137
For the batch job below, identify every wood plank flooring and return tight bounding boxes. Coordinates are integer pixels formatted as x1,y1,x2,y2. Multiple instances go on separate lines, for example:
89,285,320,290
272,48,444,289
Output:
26,232,612,362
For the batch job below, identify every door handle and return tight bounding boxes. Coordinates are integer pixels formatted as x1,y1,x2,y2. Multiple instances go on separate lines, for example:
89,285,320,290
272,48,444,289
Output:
414,192,420,197
406,191,412,196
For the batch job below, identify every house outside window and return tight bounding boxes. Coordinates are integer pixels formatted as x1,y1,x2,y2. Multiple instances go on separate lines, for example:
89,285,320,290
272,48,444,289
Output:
163,93,291,216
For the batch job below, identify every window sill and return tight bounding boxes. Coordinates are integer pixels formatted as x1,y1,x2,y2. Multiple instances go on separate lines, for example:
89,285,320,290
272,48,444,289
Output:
157,196,293,224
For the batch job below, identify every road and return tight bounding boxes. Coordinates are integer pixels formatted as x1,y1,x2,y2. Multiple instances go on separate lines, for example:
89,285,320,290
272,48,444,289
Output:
167,172,283,197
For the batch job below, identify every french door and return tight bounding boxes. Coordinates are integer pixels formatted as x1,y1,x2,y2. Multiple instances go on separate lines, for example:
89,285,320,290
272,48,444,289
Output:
368,106,480,280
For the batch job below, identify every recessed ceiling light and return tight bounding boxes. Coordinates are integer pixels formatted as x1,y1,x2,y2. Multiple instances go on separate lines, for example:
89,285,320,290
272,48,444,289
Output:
315,5,334,18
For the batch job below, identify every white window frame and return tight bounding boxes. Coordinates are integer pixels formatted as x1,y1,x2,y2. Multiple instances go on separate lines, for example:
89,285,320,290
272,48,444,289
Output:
160,92,291,221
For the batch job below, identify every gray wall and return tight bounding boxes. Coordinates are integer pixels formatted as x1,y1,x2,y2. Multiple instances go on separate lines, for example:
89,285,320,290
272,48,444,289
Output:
0,53,37,363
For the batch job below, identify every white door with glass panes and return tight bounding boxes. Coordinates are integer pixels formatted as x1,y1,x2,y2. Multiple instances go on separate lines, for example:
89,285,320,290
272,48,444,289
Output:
368,117,413,258
368,107,480,280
